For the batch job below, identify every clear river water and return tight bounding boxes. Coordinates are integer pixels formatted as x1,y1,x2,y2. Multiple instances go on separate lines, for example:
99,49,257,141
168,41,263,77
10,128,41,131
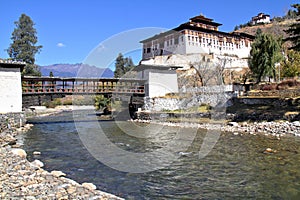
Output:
23,110,300,199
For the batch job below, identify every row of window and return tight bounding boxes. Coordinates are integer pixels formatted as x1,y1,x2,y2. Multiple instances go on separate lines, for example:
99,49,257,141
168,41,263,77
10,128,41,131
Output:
187,36,246,46
187,42,238,51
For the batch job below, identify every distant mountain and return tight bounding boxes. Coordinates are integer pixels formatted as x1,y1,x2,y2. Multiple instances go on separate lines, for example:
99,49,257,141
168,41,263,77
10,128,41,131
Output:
40,63,114,78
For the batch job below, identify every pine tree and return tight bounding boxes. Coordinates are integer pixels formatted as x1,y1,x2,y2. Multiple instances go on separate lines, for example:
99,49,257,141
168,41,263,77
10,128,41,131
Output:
7,14,42,76
49,71,54,77
285,4,300,51
114,53,125,78
114,53,135,78
248,29,283,83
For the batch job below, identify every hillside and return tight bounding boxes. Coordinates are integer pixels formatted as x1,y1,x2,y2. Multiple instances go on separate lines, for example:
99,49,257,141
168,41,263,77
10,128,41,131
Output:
40,63,114,78
234,19,296,47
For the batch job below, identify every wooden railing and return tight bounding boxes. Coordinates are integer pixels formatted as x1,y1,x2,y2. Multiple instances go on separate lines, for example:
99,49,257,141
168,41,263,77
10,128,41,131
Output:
22,77,145,95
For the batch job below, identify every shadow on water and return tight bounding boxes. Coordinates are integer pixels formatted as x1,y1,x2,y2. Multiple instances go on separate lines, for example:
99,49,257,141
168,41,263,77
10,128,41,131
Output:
27,119,114,125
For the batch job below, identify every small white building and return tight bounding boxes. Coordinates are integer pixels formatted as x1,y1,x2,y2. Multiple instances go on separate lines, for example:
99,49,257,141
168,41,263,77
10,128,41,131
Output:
134,64,181,98
251,13,271,25
0,60,25,113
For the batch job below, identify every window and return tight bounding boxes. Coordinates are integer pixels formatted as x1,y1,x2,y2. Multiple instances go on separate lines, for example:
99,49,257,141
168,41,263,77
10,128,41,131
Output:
174,37,179,45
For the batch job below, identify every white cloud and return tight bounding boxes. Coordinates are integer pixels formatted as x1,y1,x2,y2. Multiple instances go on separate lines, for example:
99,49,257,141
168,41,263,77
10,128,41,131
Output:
57,42,66,47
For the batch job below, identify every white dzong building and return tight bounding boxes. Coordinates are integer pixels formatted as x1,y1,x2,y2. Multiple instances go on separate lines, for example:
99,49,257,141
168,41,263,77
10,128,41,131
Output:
140,15,254,69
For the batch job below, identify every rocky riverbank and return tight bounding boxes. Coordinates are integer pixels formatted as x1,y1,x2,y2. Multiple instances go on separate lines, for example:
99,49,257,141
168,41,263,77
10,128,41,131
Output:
25,105,96,118
224,120,300,137
133,118,300,138
0,112,123,200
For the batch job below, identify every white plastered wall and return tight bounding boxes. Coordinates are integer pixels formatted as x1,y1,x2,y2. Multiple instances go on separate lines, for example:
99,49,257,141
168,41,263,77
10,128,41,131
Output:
0,67,22,113
147,70,178,98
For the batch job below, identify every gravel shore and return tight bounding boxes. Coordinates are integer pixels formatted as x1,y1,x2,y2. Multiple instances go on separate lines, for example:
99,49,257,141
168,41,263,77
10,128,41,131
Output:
135,119,300,138
0,117,123,200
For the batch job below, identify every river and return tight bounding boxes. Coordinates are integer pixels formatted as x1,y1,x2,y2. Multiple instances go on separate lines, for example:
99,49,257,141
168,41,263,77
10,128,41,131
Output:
23,110,300,199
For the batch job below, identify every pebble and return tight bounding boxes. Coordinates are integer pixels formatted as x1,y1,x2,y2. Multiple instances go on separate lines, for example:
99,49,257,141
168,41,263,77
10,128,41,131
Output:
82,182,97,190
265,148,273,153
51,170,66,177
33,151,41,155
11,148,27,158
228,122,239,127
31,159,44,168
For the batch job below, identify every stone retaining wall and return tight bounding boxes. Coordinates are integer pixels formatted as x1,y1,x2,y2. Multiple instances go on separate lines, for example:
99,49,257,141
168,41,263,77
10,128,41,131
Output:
0,113,26,133
247,89,300,98
144,92,233,112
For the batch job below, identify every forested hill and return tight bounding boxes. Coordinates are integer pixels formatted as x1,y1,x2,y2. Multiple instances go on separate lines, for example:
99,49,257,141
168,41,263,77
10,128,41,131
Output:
40,63,114,78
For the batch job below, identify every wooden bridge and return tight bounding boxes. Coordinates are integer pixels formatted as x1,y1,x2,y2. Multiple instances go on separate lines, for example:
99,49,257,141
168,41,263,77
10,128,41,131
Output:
22,77,146,96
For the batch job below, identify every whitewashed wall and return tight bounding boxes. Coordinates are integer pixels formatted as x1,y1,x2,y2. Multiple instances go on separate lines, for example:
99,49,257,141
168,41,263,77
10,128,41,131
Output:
148,71,178,98
138,69,179,98
0,67,22,113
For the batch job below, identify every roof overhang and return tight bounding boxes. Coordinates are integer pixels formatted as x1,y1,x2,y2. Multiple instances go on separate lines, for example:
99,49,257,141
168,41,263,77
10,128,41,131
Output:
133,64,183,72
0,61,26,71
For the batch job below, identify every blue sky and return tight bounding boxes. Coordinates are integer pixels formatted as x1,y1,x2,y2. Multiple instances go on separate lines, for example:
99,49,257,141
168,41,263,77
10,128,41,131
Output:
0,0,297,68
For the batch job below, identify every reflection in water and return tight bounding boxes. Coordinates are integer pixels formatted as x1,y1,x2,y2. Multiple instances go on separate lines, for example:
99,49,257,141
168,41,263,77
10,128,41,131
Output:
24,111,300,199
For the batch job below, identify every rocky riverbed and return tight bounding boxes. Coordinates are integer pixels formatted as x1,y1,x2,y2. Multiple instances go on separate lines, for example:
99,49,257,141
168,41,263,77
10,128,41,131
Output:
224,120,300,137
134,118,300,138
0,119,122,199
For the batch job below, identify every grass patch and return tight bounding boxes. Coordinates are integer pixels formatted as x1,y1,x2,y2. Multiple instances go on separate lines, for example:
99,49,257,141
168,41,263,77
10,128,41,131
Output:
161,104,211,114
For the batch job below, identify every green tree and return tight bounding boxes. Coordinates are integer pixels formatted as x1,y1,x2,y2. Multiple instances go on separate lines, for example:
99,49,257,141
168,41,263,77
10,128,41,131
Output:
114,53,135,78
248,29,283,83
286,8,297,19
94,95,111,114
285,4,300,51
7,14,42,76
281,50,300,78
49,71,54,77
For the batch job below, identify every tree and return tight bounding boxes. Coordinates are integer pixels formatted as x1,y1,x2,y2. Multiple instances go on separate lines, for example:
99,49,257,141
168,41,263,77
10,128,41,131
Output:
248,29,283,83
189,61,212,87
7,14,42,76
114,53,135,78
94,95,111,114
49,71,54,77
286,8,297,19
285,4,300,51
281,50,300,78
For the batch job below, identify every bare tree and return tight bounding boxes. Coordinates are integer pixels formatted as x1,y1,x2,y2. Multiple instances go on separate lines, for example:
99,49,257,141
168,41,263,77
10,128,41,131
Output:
214,56,233,85
190,59,218,86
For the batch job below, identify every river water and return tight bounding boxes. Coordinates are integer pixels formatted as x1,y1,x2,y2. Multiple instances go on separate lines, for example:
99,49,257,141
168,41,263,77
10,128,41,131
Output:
23,110,300,199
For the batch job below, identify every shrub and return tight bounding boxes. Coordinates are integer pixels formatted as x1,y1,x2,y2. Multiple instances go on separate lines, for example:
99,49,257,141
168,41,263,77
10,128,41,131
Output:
52,98,62,105
261,83,277,91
